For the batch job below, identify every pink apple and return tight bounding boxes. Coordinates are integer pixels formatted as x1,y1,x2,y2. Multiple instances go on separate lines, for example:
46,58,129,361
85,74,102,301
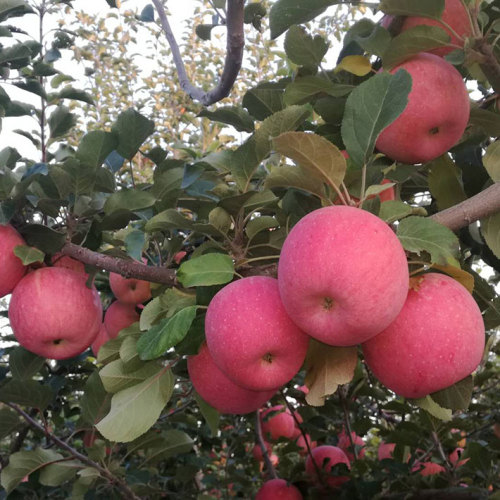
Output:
295,434,317,455
305,445,351,489
377,442,396,461
400,0,471,57
187,342,276,414
252,441,272,462
9,267,102,359
363,273,485,399
173,251,187,264
260,405,296,441
205,276,310,391
51,253,87,276
91,323,110,356
109,263,152,304
256,479,303,500
103,301,140,338
414,461,446,476
337,428,365,462
278,206,409,346
376,53,470,164
0,224,27,298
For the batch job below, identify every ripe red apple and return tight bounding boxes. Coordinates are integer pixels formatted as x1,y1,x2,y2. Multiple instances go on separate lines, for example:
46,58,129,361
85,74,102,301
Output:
400,0,472,57
362,273,485,398
103,301,140,338
377,442,396,461
0,224,27,298
9,267,102,359
337,428,366,462
109,266,151,305
205,276,310,391
305,445,351,489
260,405,296,441
91,324,110,356
278,206,409,346
51,253,87,276
295,434,317,455
252,441,272,462
375,53,470,164
256,479,303,500
187,342,276,414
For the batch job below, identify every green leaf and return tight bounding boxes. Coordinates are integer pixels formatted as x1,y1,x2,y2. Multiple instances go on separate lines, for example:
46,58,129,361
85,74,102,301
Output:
76,130,119,168
112,108,155,160
0,0,33,22
380,0,445,19
57,86,95,105
39,460,81,487
195,23,214,41
341,69,412,167
137,306,198,360
481,212,500,259
383,26,451,69
283,76,353,106
0,380,53,409
198,106,254,133
80,371,112,426
177,254,234,288
145,208,194,233
100,359,162,393
265,164,327,200
0,407,21,439
48,104,76,139
0,449,63,493
469,107,500,137
96,367,174,442
273,132,346,194
428,155,467,211
142,430,194,464
194,393,220,437
246,216,279,241
343,19,391,58
397,216,460,265
243,82,284,120
104,188,156,214
413,395,452,421
124,229,145,261
20,224,66,254
12,244,44,265
430,376,473,411
9,347,45,379
483,141,500,182
284,25,328,70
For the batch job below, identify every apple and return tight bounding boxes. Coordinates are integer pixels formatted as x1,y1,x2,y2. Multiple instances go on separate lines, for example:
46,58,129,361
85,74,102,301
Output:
256,479,303,500
9,267,102,359
103,301,140,338
109,264,152,305
187,342,276,414
305,445,351,489
449,447,469,468
414,461,445,476
51,253,87,276
260,405,296,441
205,276,310,391
337,428,365,462
362,273,485,399
377,442,396,461
295,434,317,455
252,441,272,462
400,0,472,57
91,324,110,357
0,224,27,298
278,206,409,346
173,250,187,264
375,53,470,164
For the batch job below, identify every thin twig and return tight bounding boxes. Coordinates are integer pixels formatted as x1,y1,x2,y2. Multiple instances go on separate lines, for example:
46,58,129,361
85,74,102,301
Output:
254,411,278,480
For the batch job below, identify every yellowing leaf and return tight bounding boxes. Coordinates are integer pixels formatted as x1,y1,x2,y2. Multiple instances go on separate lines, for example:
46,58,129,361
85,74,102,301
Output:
304,341,358,407
335,55,372,76
431,264,475,293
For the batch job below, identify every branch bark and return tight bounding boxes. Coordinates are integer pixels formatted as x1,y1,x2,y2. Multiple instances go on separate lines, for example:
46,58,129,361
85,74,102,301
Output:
152,0,245,106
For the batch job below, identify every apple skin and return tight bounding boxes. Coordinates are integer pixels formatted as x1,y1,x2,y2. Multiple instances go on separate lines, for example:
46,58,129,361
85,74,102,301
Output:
51,253,87,276
9,267,102,359
375,53,470,165
337,428,365,462
295,434,317,455
0,224,27,298
205,276,310,391
252,441,272,461
91,324,110,357
109,270,151,305
187,342,276,414
260,405,296,441
278,206,409,346
103,301,140,338
305,445,351,489
256,479,303,500
400,0,471,57
377,442,396,461
362,273,485,399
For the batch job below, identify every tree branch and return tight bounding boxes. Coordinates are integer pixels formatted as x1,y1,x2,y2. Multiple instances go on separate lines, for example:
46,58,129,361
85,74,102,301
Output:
5,403,141,500
472,38,500,94
254,411,278,480
152,0,245,106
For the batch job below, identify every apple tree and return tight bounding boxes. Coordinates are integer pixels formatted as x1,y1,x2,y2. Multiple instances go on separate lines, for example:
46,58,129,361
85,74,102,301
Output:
0,0,499,498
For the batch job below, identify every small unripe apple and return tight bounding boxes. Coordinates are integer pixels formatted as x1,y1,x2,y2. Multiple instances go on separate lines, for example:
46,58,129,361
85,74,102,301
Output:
362,273,485,398
375,53,470,164
9,267,102,359
0,224,27,298
109,266,151,305
305,445,350,489
187,342,276,414
260,405,296,441
278,206,409,346
205,276,310,391
256,479,303,500
103,301,140,338
91,324,110,357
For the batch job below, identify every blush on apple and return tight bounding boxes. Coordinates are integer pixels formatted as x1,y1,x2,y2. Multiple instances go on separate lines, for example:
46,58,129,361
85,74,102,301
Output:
362,273,485,399
205,276,310,391
255,479,303,500
278,206,409,346
305,445,351,489
187,342,276,414
260,405,296,441
103,301,140,338
375,53,470,165
0,224,27,298
109,267,152,305
9,267,102,359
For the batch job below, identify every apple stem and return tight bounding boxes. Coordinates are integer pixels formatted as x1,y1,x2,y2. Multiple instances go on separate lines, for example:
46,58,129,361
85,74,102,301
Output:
254,411,279,480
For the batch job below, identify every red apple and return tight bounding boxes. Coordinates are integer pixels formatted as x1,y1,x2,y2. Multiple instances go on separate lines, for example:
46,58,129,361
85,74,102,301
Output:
91,323,110,357
260,405,296,441
0,224,27,298
9,267,102,359
375,53,470,164
400,0,471,57
377,442,396,461
337,428,365,462
252,441,272,462
173,251,187,264
109,265,151,305
278,206,409,346
295,434,317,455
103,301,140,338
363,273,485,398
256,479,303,500
205,276,310,391
305,445,351,489
51,253,87,276
414,461,446,476
187,342,276,414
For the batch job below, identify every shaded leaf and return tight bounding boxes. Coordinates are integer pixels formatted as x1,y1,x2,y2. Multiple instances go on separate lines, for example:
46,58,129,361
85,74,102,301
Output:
13,244,44,265
142,430,194,464
76,130,119,168
112,108,155,160
198,106,254,133
413,395,452,422
9,347,45,379
39,460,81,487
265,164,327,200
430,376,473,411
0,407,21,439
284,25,328,69
0,379,53,410
48,105,76,139
104,189,156,214
483,141,500,182
481,212,500,259
100,359,161,393
194,393,220,437
80,371,111,426
428,155,467,211
284,76,353,106
380,0,445,19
